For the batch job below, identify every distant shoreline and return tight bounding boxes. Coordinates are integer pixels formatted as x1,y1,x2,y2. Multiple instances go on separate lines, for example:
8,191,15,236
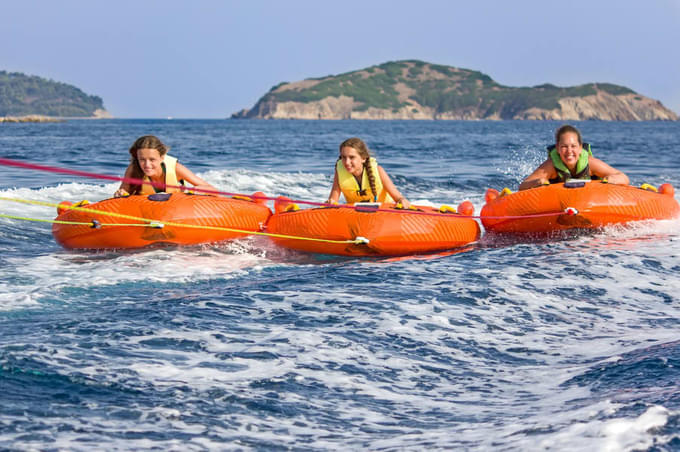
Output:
0,113,116,123
0,115,64,123
5,116,678,122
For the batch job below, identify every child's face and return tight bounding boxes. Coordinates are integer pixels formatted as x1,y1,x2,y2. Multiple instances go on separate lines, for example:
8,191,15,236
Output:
340,146,366,177
557,132,582,170
136,148,163,177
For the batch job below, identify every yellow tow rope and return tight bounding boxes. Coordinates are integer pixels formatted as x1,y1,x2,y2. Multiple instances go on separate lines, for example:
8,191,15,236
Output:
0,213,95,226
0,213,162,228
0,196,369,246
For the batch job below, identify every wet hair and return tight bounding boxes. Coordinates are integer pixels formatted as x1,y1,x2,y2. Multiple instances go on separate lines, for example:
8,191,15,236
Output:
555,125,583,146
339,137,377,201
127,135,169,195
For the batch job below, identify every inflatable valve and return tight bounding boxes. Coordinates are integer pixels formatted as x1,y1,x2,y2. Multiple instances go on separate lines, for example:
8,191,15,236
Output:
251,191,268,207
485,188,499,203
457,200,475,217
321,200,339,208
659,183,675,197
284,203,300,212
500,188,513,197
394,201,414,210
274,196,293,214
439,205,457,214
393,202,417,211
640,183,658,193
57,201,73,215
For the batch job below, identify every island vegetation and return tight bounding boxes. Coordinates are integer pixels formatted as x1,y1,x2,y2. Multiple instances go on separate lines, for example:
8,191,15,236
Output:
233,60,677,121
0,70,108,119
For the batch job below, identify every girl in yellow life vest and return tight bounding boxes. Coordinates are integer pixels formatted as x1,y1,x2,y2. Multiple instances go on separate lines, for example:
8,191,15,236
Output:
326,137,410,208
114,135,218,197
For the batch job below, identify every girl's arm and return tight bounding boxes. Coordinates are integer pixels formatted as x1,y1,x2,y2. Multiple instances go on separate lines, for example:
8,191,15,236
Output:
326,169,341,204
589,157,629,185
113,165,134,197
519,159,555,191
378,165,410,208
176,163,220,195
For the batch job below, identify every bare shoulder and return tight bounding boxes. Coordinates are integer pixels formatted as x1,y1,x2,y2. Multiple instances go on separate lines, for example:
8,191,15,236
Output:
175,162,194,176
537,158,554,170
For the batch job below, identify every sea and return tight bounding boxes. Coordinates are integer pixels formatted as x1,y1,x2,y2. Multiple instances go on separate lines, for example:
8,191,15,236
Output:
1,119,679,451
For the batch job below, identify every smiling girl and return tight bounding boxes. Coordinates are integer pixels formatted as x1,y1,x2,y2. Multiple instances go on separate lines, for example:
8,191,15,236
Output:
114,135,218,197
518,125,629,191
326,137,410,208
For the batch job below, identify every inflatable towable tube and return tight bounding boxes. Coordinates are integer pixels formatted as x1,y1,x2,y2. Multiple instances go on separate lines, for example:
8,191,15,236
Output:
481,181,680,234
267,199,480,256
52,192,272,249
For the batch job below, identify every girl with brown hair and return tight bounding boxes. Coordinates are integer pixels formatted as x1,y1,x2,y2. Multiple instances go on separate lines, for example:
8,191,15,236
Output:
114,135,218,197
519,125,628,191
326,137,410,208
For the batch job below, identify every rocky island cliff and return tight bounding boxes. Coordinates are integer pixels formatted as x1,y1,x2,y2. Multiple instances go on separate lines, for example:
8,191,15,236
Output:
0,71,110,120
233,60,677,121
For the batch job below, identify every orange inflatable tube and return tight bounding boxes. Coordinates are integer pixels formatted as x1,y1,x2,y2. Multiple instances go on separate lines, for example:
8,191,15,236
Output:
52,192,272,249
267,199,480,256
481,181,680,234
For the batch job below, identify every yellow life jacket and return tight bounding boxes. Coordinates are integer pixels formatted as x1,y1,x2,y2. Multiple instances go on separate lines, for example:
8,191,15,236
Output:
139,155,181,194
336,157,394,204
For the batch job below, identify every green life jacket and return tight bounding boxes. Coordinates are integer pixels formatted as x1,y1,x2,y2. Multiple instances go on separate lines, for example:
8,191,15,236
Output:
547,142,593,183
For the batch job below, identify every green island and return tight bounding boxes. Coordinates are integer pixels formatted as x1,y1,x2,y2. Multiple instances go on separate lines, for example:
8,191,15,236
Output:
0,71,109,121
233,60,677,121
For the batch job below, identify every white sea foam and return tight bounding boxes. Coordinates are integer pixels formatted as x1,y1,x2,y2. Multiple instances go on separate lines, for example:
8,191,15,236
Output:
1,241,274,313
533,405,670,452
3,239,679,449
0,289,40,311
194,168,334,210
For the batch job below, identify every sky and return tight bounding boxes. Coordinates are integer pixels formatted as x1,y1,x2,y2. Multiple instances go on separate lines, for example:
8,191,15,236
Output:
2,0,679,118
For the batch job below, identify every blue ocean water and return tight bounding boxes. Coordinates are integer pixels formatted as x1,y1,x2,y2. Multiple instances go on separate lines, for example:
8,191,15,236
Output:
1,119,679,450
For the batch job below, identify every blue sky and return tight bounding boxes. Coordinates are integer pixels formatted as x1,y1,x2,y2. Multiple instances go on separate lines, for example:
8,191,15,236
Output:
3,0,679,118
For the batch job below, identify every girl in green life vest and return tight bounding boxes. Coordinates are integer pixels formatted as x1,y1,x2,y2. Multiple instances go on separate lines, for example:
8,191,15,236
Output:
114,135,218,197
326,137,411,208
518,125,629,191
